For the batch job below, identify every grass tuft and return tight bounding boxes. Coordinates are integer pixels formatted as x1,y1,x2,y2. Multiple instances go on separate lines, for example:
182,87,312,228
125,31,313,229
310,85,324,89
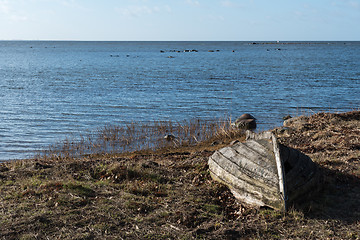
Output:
38,117,243,160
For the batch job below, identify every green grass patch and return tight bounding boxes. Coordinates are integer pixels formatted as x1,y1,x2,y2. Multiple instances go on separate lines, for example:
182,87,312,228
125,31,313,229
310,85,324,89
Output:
202,203,221,214
64,182,95,198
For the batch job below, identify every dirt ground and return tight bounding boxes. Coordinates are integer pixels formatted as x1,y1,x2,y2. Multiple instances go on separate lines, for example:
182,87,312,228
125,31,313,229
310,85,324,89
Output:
0,111,359,239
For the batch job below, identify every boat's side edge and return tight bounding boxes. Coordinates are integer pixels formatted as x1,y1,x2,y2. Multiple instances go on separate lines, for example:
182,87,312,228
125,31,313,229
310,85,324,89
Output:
271,133,287,212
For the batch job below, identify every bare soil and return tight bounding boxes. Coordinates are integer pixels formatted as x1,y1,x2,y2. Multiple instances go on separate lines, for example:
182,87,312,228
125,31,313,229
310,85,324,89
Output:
0,111,359,239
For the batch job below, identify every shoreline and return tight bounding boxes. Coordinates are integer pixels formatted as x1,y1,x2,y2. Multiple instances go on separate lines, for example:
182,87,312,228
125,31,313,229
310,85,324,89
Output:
0,110,359,239
1,109,358,163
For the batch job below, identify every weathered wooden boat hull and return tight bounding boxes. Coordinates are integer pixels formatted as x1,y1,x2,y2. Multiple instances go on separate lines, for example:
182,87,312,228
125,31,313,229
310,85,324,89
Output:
208,131,321,211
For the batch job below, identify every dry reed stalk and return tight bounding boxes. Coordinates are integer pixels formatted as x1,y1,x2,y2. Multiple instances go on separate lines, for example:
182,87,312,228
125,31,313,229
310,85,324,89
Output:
38,117,242,160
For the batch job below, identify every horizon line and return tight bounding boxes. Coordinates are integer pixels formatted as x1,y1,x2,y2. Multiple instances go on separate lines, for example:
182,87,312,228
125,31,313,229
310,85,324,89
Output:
1,39,359,42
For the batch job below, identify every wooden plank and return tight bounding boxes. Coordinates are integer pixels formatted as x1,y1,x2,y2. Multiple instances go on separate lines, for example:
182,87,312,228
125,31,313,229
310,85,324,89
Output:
244,139,276,161
209,158,282,208
245,130,273,141
279,144,299,167
209,158,267,198
209,152,278,190
286,162,317,192
285,150,317,190
231,142,276,170
287,167,321,203
209,171,266,207
216,147,278,184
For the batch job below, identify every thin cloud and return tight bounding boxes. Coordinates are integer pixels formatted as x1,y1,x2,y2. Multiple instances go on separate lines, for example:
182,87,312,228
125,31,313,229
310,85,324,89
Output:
0,0,28,22
116,5,171,18
347,0,360,9
57,0,78,9
221,1,234,7
331,0,360,9
10,15,27,21
56,0,89,11
0,0,10,14
186,0,200,6
221,0,241,7
204,14,225,21
220,0,251,9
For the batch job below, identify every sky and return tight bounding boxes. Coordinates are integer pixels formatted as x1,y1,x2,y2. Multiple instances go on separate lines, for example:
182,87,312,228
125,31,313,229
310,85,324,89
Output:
0,0,359,41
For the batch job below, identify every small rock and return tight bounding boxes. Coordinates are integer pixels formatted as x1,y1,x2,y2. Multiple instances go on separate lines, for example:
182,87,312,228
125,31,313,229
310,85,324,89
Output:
232,113,257,130
164,134,176,141
283,115,292,120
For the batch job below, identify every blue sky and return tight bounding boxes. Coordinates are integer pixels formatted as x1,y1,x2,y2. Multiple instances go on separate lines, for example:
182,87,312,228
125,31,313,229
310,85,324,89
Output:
0,0,359,41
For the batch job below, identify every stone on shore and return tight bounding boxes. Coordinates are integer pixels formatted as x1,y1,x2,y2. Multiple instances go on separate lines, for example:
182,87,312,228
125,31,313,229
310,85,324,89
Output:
232,113,257,130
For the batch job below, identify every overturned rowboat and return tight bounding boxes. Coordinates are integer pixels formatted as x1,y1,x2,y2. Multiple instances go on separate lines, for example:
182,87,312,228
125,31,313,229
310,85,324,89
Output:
208,131,321,211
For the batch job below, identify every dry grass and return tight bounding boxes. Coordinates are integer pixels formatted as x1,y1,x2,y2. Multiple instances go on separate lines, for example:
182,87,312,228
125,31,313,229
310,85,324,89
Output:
276,110,360,177
0,111,359,239
38,117,242,160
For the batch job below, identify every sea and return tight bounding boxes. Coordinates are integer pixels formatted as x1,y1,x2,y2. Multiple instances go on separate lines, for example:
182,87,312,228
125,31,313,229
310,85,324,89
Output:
0,41,359,161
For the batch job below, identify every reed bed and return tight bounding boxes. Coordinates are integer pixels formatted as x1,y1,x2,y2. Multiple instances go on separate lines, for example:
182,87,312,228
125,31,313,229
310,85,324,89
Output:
39,117,242,160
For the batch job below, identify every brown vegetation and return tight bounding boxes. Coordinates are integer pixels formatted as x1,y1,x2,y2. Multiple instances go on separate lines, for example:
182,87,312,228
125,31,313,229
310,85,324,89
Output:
0,111,359,239
39,118,239,160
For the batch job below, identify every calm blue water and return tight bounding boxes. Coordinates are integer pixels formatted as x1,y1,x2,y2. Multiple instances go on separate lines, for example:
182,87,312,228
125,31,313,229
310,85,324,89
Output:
0,41,359,160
